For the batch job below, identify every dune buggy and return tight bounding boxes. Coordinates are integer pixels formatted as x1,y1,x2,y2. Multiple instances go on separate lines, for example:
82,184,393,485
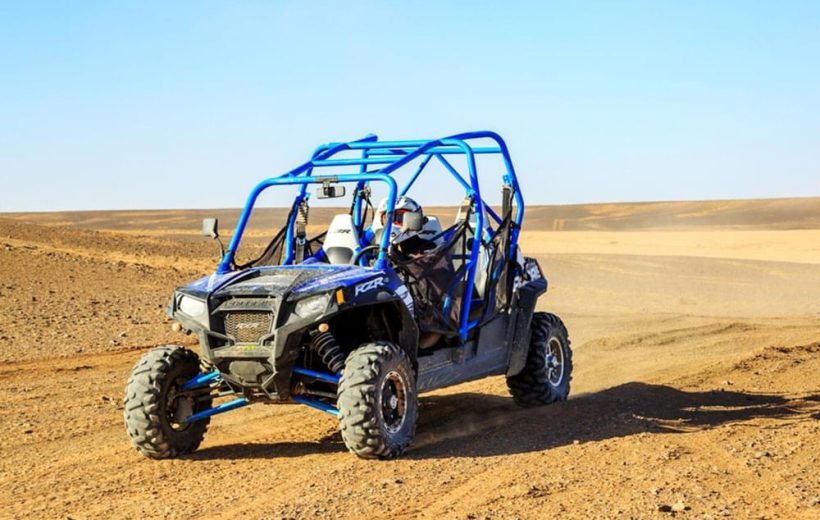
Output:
124,131,572,459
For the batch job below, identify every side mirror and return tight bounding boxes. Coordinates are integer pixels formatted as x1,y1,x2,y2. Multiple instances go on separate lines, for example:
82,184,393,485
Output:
202,218,219,239
316,184,346,199
202,218,225,260
402,212,424,232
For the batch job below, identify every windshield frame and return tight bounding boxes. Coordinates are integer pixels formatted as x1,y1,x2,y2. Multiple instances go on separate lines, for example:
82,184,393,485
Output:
218,173,398,272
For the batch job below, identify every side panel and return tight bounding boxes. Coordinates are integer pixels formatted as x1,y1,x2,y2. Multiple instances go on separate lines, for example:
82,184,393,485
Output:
415,256,549,392
416,314,510,392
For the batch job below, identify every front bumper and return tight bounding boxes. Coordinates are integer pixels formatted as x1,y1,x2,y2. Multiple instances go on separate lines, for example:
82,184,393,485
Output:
172,293,340,400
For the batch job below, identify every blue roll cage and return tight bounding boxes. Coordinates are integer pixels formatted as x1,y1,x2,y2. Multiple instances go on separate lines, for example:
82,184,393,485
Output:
217,131,524,341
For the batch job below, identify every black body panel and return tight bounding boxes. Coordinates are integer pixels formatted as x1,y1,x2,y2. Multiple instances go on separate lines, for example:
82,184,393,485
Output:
417,313,511,392
171,265,418,400
171,254,548,398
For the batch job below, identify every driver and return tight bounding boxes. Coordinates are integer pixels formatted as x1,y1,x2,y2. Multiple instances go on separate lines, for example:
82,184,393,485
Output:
371,196,433,257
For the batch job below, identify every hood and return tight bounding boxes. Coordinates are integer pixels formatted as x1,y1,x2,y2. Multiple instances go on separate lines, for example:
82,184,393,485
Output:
181,265,385,300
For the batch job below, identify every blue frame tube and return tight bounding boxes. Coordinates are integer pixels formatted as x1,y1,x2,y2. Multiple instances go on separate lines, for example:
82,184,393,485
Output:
312,148,502,164
292,396,340,416
184,397,249,423
331,139,432,149
246,139,380,267
434,154,474,194
311,134,379,160
437,139,483,340
399,154,434,197
312,157,400,167
449,131,524,229
292,366,341,385
368,146,502,156
218,173,397,273
218,130,523,342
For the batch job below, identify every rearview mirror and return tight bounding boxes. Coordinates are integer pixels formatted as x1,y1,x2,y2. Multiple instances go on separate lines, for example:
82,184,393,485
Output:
202,218,219,239
402,212,424,232
316,184,346,199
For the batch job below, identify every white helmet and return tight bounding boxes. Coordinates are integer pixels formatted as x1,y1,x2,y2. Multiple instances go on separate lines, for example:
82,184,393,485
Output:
374,196,423,243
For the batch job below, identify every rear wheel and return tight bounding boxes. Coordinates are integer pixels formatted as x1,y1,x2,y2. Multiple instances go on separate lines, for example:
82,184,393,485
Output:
507,312,573,406
123,346,213,459
337,342,417,459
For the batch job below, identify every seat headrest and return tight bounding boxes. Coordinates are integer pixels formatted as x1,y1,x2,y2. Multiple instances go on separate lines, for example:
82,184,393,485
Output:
324,214,360,264
419,216,443,245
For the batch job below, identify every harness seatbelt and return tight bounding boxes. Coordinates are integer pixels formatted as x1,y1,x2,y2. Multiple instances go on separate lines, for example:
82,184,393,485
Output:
294,200,309,263
353,185,373,235
456,196,474,263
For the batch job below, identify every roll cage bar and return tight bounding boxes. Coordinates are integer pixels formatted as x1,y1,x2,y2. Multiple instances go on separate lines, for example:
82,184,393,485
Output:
217,131,524,340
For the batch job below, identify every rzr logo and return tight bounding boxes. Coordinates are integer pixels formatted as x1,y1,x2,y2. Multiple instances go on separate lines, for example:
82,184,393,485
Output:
354,277,386,297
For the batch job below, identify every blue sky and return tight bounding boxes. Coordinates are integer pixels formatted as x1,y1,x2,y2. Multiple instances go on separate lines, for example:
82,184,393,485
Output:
1,1,819,212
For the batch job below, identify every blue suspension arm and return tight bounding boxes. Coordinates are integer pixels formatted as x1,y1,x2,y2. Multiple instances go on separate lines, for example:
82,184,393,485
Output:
179,370,220,391
184,397,249,423
292,396,340,416
292,366,341,384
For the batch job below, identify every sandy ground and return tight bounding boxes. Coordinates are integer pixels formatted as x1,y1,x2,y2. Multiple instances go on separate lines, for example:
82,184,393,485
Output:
0,198,818,519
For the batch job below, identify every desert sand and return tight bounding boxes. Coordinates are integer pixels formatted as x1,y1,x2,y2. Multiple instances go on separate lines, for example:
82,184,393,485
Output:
0,197,818,519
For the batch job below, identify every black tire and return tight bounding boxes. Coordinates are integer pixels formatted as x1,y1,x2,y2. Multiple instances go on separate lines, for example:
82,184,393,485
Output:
337,342,417,459
123,346,213,459
507,312,572,407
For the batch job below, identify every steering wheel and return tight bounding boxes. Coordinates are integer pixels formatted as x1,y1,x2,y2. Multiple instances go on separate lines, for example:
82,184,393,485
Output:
351,245,380,266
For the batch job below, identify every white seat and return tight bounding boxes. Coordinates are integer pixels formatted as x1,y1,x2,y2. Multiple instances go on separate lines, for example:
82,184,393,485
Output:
473,245,491,298
419,215,443,245
324,214,360,264
453,206,491,298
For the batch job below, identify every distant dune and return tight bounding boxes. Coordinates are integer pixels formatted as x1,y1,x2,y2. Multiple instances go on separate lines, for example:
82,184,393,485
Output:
524,197,820,231
3,196,819,234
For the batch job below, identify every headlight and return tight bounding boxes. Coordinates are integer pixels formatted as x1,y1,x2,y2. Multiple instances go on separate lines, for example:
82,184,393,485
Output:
177,294,209,327
293,293,331,318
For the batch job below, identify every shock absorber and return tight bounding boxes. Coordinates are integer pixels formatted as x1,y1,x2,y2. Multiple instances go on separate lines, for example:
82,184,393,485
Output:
310,328,345,373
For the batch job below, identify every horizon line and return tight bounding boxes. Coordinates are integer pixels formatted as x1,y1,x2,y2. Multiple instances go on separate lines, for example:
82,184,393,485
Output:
2,194,819,215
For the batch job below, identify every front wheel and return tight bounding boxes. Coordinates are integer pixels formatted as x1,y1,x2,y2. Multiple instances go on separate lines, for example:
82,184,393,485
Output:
337,342,417,459
506,312,573,406
123,346,213,459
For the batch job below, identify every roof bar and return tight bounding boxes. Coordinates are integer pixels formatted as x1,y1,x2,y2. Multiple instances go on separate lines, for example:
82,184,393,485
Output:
366,146,502,156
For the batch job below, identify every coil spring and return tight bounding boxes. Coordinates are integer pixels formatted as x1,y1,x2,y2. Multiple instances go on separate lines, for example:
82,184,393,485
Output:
310,331,345,373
